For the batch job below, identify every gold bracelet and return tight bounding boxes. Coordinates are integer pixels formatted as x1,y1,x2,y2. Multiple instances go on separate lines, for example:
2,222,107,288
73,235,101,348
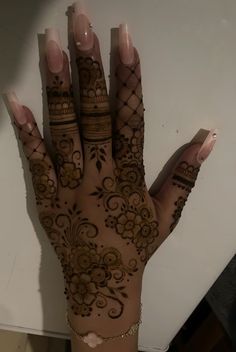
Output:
66,303,142,348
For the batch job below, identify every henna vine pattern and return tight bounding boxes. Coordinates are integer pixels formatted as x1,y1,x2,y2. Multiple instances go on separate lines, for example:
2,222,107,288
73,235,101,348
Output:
39,203,138,319
170,196,187,232
76,56,112,172
46,76,82,188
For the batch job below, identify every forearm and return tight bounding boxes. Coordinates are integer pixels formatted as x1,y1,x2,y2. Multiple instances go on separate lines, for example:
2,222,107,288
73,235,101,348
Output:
68,293,142,352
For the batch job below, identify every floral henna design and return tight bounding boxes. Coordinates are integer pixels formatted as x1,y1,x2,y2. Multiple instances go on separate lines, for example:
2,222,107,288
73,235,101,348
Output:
91,168,159,263
30,159,56,204
170,196,187,232
47,76,82,188
39,203,138,319
14,120,57,206
76,56,112,172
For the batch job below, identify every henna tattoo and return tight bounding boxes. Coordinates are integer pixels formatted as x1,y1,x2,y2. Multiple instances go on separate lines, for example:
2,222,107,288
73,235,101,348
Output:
87,144,107,173
39,203,138,319
47,76,76,119
29,159,56,204
172,162,200,192
170,196,187,232
76,56,112,172
47,76,82,188
15,118,57,206
114,59,144,170
91,165,159,263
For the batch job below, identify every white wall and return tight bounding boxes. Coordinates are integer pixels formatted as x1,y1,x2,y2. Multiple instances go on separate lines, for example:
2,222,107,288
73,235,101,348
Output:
0,1,235,351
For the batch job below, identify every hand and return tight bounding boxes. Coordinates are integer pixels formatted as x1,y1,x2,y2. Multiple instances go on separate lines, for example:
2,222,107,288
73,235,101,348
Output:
6,2,217,349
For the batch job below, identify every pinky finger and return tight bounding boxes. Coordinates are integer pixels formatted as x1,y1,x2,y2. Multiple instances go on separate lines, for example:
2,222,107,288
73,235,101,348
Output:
6,93,57,207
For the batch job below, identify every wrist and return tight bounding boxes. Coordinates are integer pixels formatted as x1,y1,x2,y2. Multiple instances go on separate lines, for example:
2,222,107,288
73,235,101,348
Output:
68,294,142,352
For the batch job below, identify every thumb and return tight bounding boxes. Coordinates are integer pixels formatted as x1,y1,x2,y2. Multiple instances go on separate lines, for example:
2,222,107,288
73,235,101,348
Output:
151,129,218,242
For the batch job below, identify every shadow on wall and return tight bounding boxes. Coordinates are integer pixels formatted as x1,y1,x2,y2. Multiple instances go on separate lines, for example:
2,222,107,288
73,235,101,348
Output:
0,0,69,341
0,0,50,94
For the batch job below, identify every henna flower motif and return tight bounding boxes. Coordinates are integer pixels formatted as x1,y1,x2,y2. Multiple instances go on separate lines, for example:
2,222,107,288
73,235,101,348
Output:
115,211,142,239
83,332,103,348
70,246,100,272
69,274,97,315
34,175,56,199
114,133,130,160
29,160,56,200
89,265,112,287
59,162,81,188
134,221,159,249
101,248,122,268
131,130,144,161
30,159,47,176
105,215,117,228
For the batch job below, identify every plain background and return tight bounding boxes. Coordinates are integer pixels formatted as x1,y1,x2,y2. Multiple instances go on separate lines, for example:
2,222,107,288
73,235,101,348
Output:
0,0,236,351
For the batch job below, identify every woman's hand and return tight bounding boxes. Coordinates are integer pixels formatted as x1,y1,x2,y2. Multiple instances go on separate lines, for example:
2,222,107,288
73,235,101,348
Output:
6,2,217,350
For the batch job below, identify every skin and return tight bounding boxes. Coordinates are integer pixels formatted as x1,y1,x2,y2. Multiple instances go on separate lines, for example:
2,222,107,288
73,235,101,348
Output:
9,8,208,352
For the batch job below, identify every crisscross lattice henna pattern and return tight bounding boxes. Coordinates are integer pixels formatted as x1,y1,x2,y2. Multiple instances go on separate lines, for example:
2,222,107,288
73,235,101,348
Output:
114,52,144,172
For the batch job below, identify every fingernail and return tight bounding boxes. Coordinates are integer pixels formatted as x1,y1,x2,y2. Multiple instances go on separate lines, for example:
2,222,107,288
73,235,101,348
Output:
73,2,94,51
5,92,27,125
45,28,63,73
196,129,218,164
119,23,135,65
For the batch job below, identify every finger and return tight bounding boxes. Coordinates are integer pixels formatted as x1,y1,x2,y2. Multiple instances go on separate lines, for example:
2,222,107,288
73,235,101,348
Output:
114,24,144,174
73,4,112,175
6,93,57,208
151,130,218,242
45,29,83,190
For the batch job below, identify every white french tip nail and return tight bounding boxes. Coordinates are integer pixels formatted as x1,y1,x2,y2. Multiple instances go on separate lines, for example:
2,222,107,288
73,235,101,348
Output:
45,28,63,73
119,23,135,65
5,92,27,125
45,28,61,44
73,0,86,15
196,128,218,164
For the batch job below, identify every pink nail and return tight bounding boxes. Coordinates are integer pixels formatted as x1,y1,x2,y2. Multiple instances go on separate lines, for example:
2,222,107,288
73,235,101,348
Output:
196,129,218,164
5,92,27,125
73,2,94,51
45,28,63,73
119,23,135,65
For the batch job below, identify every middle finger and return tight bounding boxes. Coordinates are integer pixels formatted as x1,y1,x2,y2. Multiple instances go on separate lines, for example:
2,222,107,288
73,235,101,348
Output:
73,4,113,178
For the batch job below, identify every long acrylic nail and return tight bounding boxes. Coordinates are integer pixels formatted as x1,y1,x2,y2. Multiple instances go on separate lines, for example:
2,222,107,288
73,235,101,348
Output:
5,92,27,125
45,28,63,73
196,129,218,164
74,2,94,51
119,23,135,65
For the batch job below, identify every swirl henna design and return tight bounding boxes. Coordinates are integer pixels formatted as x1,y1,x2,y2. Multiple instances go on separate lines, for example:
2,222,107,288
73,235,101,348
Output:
76,56,112,172
39,202,138,319
89,52,158,263
91,170,159,263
